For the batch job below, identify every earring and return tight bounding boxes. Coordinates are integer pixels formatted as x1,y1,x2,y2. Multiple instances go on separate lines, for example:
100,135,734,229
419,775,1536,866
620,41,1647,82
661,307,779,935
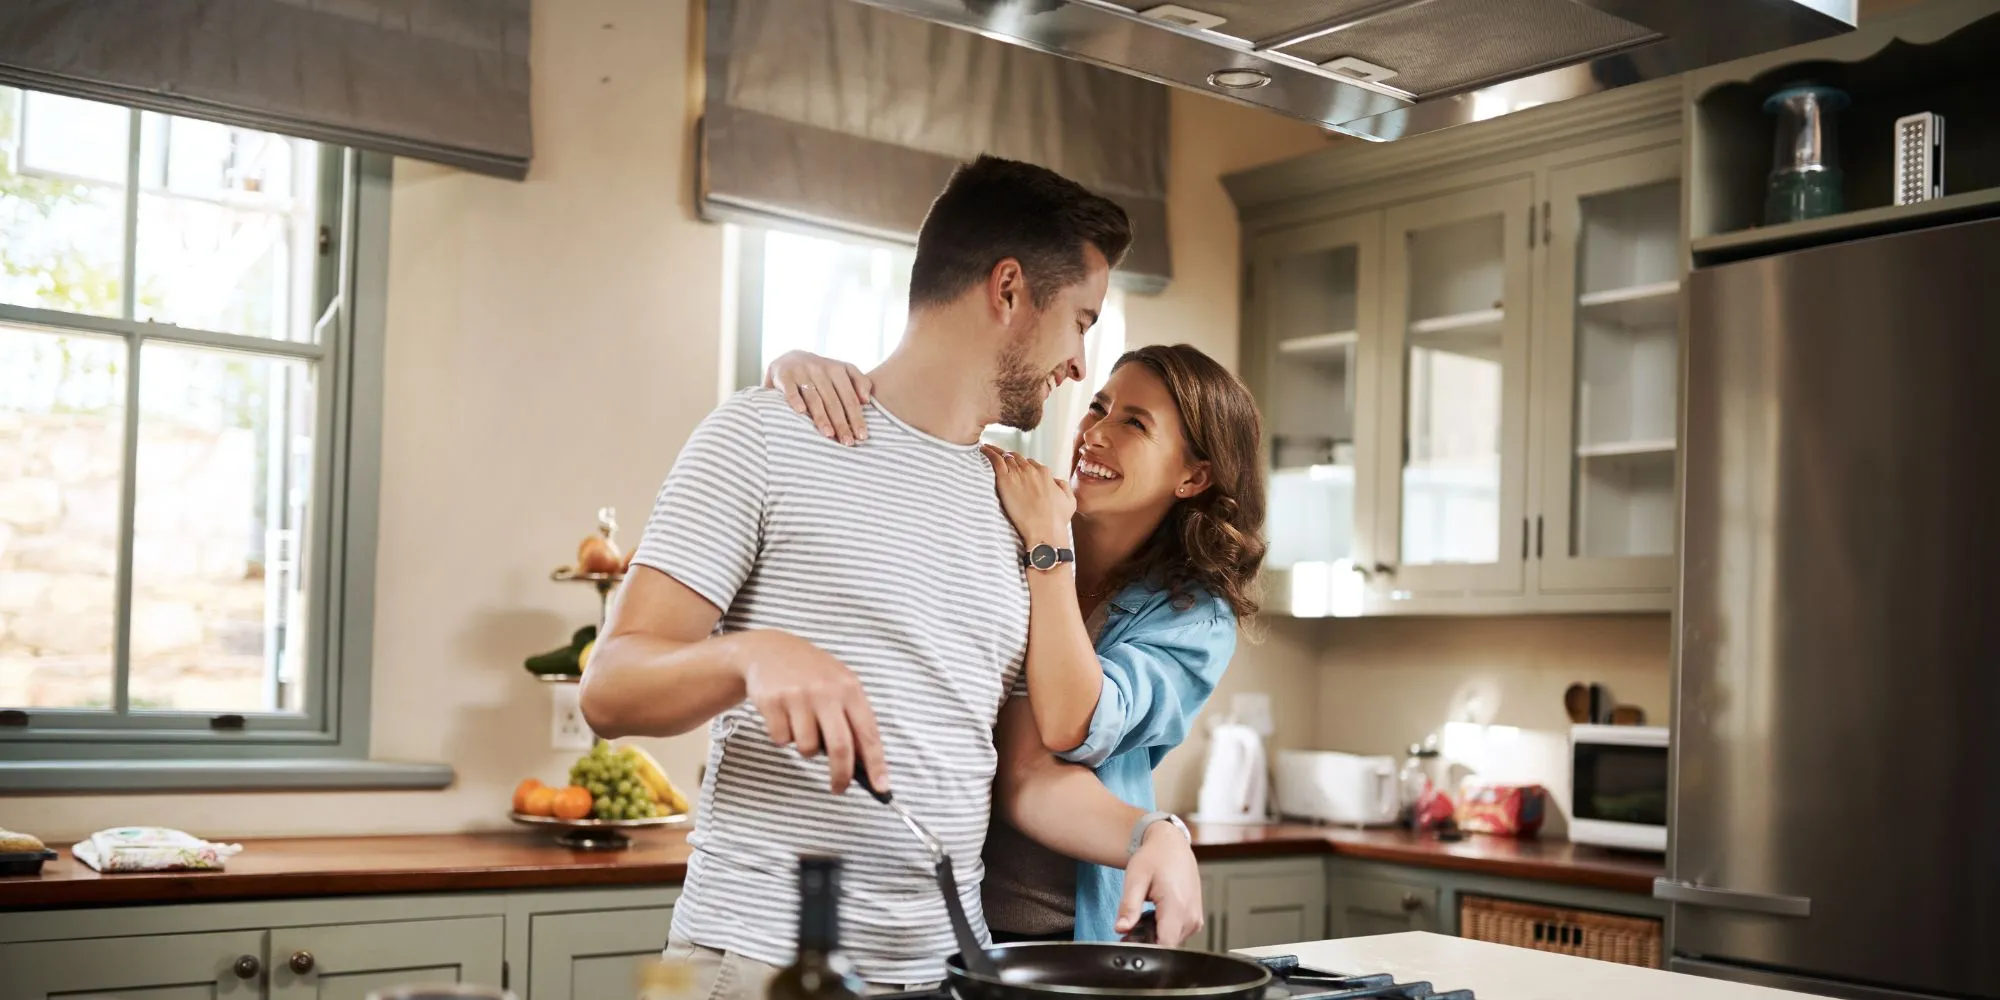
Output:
1176,487,1187,496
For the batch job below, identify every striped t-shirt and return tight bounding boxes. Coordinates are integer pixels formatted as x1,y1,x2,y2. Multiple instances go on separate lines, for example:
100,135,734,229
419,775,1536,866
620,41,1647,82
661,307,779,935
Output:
631,388,1030,984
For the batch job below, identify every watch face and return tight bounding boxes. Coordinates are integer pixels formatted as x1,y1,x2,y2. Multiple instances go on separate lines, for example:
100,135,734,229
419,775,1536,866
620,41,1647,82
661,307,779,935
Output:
1029,544,1059,570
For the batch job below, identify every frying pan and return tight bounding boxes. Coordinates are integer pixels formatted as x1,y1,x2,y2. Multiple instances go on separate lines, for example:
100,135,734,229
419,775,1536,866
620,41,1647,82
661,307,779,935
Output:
848,765,1275,1000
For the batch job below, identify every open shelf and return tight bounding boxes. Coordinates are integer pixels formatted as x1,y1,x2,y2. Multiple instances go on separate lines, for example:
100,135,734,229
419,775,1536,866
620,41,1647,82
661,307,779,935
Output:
1578,280,1680,329
1408,308,1505,362
1691,186,2000,265
1277,330,1358,357
1578,439,1676,459
1410,307,1504,337
1685,3,2000,256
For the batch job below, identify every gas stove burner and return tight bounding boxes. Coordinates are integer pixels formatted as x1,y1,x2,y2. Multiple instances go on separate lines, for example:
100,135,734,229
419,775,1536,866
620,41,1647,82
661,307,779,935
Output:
876,955,1474,1000
1257,955,1474,1000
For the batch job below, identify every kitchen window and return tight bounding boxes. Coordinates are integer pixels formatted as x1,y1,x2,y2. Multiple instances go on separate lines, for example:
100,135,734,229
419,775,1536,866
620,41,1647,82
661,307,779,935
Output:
730,225,1127,468
0,87,425,790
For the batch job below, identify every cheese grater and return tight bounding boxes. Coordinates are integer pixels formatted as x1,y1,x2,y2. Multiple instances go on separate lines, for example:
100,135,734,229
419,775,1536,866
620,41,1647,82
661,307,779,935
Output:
1893,112,1945,206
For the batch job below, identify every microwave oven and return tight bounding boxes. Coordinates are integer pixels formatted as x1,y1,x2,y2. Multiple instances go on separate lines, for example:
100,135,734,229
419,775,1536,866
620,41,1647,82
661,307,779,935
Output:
1568,724,1668,852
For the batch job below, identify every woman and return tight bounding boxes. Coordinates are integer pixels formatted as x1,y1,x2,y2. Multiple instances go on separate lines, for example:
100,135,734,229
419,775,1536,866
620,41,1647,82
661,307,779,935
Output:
766,343,1267,944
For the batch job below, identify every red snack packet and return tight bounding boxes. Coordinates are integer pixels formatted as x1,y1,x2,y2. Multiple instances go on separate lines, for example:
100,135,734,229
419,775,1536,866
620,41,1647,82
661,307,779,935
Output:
1454,780,1547,837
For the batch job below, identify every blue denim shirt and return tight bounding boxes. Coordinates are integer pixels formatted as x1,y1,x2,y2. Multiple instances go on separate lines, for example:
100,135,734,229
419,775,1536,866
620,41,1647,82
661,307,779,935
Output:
1059,578,1237,942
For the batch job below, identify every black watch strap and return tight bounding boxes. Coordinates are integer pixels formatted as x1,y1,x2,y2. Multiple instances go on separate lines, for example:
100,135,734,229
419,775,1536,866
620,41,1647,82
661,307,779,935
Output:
1021,543,1075,571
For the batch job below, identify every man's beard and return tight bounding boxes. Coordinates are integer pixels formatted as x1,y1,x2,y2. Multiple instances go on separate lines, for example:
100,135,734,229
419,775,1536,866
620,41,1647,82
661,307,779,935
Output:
994,342,1048,431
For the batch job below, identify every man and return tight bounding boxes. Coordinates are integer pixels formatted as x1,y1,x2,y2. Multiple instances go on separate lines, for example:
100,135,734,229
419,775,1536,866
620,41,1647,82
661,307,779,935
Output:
581,155,1202,996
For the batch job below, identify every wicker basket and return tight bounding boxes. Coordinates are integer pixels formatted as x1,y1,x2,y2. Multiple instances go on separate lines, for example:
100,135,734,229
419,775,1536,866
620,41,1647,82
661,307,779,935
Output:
1458,894,1663,969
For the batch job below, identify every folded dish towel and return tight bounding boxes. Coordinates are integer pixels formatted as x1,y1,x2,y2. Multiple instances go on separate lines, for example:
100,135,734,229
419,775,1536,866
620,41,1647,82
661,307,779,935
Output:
72,827,243,873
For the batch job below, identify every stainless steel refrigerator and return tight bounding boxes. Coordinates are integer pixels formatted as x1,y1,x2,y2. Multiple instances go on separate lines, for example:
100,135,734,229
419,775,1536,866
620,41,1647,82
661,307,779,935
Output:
1666,217,2000,1000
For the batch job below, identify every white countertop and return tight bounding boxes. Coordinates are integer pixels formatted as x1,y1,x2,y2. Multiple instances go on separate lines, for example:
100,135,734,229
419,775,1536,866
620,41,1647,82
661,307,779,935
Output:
1241,933,1813,1000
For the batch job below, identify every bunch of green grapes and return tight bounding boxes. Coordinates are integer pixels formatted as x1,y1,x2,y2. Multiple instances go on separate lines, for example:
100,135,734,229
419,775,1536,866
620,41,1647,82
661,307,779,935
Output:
567,740,664,821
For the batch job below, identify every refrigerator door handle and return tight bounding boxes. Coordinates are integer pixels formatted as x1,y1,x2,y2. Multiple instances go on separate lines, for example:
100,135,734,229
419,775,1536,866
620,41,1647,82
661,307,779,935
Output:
1654,878,1812,917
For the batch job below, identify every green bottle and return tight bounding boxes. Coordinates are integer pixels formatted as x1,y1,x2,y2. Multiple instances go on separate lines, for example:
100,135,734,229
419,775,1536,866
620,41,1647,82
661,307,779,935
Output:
767,856,865,1000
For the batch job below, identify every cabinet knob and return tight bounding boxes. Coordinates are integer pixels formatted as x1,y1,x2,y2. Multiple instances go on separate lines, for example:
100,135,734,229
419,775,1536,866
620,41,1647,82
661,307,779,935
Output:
289,950,316,974
1400,892,1423,912
233,955,261,979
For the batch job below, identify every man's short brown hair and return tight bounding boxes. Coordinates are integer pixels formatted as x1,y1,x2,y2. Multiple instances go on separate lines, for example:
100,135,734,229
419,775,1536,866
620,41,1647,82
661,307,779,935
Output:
908,155,1132,312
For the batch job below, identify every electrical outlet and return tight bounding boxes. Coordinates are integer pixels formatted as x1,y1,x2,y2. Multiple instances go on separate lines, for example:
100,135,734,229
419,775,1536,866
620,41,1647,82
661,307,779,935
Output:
550,683,592,750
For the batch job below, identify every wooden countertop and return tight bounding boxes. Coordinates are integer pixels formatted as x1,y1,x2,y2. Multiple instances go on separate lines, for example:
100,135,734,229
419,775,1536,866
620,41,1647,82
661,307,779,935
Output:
1186,822,1663,894
1,829,698,909
0,823,1661,909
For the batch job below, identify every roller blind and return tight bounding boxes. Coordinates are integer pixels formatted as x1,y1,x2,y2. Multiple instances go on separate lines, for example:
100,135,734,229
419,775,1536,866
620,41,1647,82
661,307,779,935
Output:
0,0,531,179
700,0,1171,292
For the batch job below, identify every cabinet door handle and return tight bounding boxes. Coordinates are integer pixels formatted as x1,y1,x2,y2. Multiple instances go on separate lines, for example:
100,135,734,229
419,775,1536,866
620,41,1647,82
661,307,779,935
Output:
1521,518,1529,560
1527,203,1536,249
233,955,260,979
1542,200,1552,246
289,950,316,974
1535,516,1544,559
1400,892,1423,912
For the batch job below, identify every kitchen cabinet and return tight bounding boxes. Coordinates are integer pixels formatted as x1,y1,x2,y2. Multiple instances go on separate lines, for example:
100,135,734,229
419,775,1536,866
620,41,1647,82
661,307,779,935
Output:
1248,212,1384,618
0,888,679,1000
1377,179,1537,601
1199,869,1225,952
269,917,503,1000
1230,80,1684,615
1327,875,1442,937
1199,858,1328,951
527,906,675,1000
0,930,269,999
1533,145,1684,594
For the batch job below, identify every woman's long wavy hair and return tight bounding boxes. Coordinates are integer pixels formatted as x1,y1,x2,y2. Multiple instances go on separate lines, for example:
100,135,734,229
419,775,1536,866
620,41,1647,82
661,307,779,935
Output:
1104,344,1267,620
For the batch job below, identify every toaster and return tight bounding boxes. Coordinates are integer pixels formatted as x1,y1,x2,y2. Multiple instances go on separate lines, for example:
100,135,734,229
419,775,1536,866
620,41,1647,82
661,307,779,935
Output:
1274,749,1400,826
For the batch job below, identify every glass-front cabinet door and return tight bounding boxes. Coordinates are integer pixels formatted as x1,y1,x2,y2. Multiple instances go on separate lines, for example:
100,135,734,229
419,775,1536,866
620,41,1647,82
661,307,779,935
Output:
1247,211,1382,617
1536,147,1682,593
1376,179,1535,599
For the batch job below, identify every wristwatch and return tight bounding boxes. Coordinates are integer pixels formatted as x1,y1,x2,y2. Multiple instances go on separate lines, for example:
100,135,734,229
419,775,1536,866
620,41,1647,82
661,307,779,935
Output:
1127,811,1191,858
1021,543,1076,572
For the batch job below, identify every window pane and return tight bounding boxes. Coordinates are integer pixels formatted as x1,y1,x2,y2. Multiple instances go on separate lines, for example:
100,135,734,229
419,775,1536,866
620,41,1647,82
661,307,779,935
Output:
129,343,315,713
135,114,321,341
759,230,912,372
0,325,126,710
0,87,129,317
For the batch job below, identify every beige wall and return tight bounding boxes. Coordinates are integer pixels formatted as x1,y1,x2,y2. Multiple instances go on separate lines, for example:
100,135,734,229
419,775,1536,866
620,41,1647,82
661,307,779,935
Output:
6,1,1332,838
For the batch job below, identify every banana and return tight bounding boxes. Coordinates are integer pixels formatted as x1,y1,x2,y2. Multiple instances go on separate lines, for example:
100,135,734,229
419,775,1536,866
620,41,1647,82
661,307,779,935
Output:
629,745,691,815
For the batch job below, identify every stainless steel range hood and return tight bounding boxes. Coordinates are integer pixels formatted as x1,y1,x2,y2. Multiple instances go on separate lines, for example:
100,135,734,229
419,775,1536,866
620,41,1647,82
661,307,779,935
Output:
849,0,1857,140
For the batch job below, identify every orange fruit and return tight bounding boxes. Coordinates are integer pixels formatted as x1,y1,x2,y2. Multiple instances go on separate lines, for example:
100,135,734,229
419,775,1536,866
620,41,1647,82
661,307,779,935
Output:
552,785,593,820
512,778,546,814
521,786,558,817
